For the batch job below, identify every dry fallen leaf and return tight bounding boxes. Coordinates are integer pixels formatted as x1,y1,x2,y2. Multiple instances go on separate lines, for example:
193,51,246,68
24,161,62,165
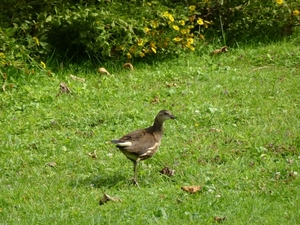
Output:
166,82,177,88
159,167,175,177
70,74,85,82
176,198,183,203
209,128,222,133
250,66,270,73
59,82,71,94
214,216,227,223
98,67,110,75
181,186,202,194
123,63,134,70
47,162,57,167
99,194,122,205
212,46,228,54
151,96,160,104
189,14,196,22
87,150,97,159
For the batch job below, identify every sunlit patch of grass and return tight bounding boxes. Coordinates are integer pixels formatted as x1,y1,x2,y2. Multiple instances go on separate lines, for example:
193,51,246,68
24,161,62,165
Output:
0,40,300,224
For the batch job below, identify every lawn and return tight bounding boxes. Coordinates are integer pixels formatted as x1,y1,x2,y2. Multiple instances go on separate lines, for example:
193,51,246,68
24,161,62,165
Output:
1,38,300,224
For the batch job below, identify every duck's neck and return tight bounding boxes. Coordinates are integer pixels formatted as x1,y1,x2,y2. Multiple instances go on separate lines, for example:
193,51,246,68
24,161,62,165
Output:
153,118,164,132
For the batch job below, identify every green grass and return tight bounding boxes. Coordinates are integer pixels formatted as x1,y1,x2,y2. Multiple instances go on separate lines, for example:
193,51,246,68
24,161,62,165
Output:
1,38,300,224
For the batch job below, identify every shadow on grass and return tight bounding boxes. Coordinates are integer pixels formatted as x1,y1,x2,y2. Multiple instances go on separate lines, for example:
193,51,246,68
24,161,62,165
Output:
69,173,128,189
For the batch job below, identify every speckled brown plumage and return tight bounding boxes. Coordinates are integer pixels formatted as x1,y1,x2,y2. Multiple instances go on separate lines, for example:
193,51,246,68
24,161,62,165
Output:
111,110,175,185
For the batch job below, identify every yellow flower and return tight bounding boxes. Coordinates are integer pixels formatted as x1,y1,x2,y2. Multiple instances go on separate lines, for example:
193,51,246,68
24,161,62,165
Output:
151,47,157,53
179,20,185,26
127,53,132,59
137,38,144,46
195,123,199,127
163,11,169,17
181,29,190,34
129,46,137,53
0,52,6,58
197,18,204,25
276,0,283,4
168,14,174,22
293,9,299,16
144,27,150,33
186,44,195,51
188,25,194,29
40,61,46,69
150,20,159,29
187,38,194,44
173,37,182,42
33,37,40,46
142,48,148,54
163,12,174,22
189,5,196,11
140,52,145,57
180,29,187,34
150,41,156,48
173,25,180,31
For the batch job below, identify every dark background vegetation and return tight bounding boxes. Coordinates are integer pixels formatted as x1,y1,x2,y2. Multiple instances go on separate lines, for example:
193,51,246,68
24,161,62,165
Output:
0,0,299,71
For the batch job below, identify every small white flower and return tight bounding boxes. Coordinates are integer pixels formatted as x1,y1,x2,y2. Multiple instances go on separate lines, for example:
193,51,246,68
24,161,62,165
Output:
195,110,200,114
215,194,221,198
293,171,298,176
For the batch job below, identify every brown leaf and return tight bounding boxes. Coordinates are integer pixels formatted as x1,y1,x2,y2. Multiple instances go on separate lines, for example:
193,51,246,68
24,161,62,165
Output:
47,162,57,167
123,63,134,70
159,167,175,177
70,74,85,82
87,150,97,159
181,186,202,194
214,216,227,223
99,194,122,205
166,82,177,88
98,67,110,75
59,82,71,94
1,72,7,80
151,96,160,104
209,128,222,133
189,14,196,22
212,46,228,54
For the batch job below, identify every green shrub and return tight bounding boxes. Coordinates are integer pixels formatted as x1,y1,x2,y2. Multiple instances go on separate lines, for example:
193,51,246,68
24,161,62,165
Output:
0,0,299,75
0,0,56,74
42,2,210,61
198,0,300,44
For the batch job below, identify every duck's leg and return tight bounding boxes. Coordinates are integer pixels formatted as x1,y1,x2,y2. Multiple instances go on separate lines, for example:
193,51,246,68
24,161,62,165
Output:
132,160,140,186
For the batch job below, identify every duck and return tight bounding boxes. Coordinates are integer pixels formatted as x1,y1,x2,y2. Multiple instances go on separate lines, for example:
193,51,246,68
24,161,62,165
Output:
111,110,175,185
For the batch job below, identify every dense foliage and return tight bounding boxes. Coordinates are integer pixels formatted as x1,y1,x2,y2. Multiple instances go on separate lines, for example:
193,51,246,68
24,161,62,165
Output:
0,0,299,73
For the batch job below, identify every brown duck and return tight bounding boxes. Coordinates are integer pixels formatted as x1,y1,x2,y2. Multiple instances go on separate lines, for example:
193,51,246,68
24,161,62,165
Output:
111,110,175,185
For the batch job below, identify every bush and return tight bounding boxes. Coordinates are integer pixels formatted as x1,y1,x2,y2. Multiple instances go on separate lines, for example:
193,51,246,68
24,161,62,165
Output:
42,2,210,61
199,0,300,44
0,0,299,75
